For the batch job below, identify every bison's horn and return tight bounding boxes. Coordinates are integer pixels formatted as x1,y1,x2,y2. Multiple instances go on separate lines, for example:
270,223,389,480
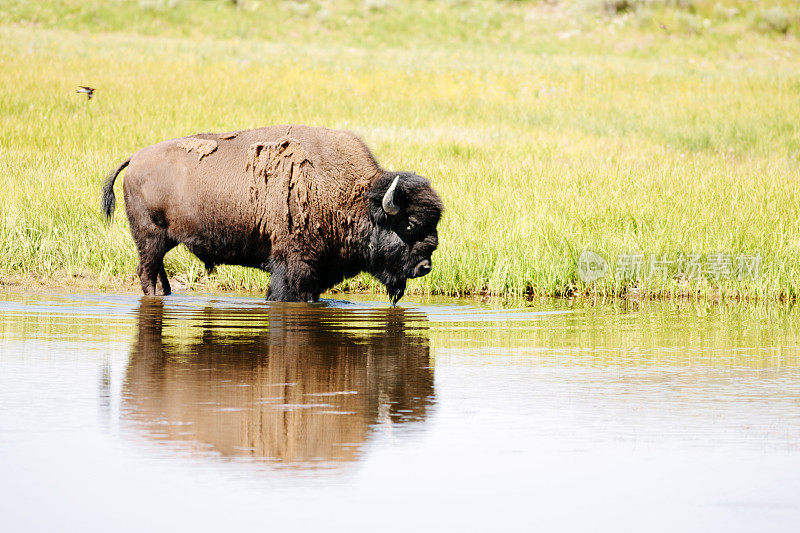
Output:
382,176,401,215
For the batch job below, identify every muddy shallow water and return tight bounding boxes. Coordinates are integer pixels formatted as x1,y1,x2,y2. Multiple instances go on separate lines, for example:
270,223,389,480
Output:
1,291,799,532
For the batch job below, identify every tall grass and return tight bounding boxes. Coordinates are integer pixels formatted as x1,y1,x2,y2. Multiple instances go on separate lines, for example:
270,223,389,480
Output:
0,1,798,299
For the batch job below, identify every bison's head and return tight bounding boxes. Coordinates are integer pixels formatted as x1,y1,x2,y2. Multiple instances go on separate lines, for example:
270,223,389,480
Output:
366,172,444,305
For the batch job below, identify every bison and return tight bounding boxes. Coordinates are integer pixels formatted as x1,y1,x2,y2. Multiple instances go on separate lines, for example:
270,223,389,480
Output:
102,125,444,304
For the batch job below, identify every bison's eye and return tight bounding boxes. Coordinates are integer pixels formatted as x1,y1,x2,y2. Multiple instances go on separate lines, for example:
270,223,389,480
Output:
404,216,423,232
403,218,421,237
397,220,418,244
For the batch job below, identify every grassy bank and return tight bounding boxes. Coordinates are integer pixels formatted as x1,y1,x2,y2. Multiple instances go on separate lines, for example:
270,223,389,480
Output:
1,1,799,300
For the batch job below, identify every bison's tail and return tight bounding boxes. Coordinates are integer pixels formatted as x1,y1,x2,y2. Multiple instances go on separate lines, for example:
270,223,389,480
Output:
102,158,130,220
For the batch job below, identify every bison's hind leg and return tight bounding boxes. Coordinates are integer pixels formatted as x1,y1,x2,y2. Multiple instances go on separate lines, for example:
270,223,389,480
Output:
127,209,176,295
157,265,172,295
124,179,177,296
134,232,176,296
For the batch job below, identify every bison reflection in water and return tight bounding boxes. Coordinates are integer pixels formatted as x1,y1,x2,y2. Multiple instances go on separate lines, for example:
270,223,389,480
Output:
121,299,434,466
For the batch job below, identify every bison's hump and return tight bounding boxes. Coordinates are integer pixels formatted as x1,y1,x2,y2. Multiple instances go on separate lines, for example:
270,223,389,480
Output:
246,136,313,184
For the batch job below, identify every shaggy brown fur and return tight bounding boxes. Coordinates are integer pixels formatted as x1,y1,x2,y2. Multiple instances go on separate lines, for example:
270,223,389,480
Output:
178,137,218,162
102,124,443,303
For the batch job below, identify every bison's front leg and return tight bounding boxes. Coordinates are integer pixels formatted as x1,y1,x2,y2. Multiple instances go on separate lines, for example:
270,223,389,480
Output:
266,260,321,302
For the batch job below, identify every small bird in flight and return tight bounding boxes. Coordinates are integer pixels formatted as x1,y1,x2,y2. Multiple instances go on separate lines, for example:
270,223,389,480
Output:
76,86,95,100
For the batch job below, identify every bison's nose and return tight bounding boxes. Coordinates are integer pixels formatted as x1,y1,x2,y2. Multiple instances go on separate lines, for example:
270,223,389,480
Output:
413,259,432,278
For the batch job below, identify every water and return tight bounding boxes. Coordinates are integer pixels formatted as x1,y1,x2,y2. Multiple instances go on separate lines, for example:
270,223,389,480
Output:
1,291,799,532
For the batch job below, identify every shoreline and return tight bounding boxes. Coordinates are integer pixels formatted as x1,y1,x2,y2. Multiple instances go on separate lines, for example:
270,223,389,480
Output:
1,273,794,306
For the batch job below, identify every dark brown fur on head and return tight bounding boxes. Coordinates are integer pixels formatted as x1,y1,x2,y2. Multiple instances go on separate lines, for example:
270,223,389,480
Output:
365,172,444,304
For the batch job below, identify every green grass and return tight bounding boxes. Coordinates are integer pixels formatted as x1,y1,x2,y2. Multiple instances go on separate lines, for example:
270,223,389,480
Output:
1,0,799,300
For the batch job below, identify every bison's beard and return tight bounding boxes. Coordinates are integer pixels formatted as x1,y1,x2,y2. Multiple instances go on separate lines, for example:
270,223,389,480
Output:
386,279,407,306
366,229,411,305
